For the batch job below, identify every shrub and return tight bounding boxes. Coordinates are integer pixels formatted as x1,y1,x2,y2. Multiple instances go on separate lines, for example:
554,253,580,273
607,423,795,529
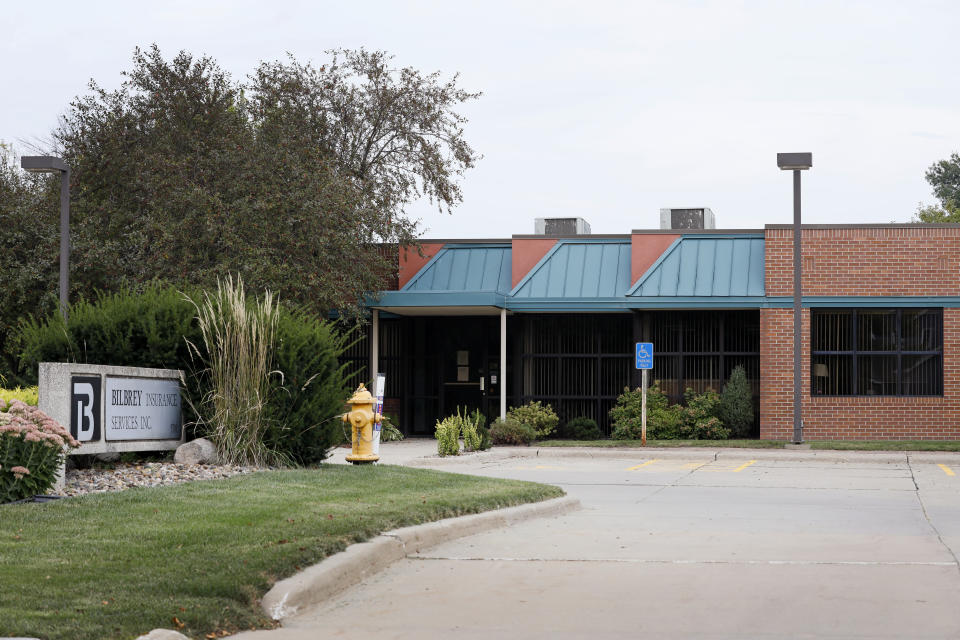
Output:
680,388,730,440
13,283,204,423
459,407,486,452
379,413,404,443
14,283,201,386
260,307,352,464
489,417,536,445
435,416,460,456
186,276,282,467
719,365,754,438
558,417,602,440
609,382,683,440
0,386,38,407
0,399,80,502
478,423,492,450
507,401,558,439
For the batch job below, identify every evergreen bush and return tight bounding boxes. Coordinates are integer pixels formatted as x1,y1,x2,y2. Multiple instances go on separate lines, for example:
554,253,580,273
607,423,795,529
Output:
489,418,536,445
13,283,205,424
557,417,602,440
719,365,754,438
14,283,201,385
507,401,559,439
261,307,353,464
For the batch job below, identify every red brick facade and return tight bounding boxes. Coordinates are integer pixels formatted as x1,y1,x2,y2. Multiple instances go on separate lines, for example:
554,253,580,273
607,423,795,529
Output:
760,226,960,440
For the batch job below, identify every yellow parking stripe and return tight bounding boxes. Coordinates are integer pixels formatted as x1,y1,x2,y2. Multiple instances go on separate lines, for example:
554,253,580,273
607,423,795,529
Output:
733,460,758,473
626,460,660,471
938,464,955,477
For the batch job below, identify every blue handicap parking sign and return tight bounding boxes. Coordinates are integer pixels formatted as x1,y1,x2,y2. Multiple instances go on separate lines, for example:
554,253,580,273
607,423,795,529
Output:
635,343,654,370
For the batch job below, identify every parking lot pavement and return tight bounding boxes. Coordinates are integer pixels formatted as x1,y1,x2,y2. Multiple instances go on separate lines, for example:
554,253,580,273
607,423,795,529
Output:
270,447,960,639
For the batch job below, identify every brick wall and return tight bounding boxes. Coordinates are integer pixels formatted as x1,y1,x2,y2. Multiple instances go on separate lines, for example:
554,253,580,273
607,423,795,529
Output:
761,225,960,440
765,226,960,296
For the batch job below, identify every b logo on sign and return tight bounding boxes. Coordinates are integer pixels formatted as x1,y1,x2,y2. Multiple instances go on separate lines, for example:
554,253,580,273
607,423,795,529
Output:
70,375,101,442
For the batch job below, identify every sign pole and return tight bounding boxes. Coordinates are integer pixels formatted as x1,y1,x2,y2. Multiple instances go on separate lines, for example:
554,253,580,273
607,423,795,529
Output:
641,368,648,447
373,373,385,457
635,342,653,447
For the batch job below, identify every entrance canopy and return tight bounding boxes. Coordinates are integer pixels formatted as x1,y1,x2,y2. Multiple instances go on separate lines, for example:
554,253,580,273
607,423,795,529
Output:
372,243,511,316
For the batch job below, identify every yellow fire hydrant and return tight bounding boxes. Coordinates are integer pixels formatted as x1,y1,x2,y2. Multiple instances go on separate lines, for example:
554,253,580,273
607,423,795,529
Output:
343,384,381,464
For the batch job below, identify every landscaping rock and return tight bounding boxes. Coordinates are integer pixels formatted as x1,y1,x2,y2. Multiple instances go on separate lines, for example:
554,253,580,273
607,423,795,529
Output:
135,630,189,640
174,438,218,464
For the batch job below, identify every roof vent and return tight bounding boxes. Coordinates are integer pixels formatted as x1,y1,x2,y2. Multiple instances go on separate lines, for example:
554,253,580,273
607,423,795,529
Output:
534,217,591,235
660,208,715,230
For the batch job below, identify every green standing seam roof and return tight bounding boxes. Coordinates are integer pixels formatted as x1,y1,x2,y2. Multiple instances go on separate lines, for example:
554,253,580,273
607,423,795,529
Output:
628,236,765,297
510,239,632,298
402,244,512,293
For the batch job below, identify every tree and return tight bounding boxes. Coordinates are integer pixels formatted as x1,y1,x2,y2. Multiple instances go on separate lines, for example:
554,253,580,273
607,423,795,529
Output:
0,143,60,380
0,45,480,378
915,153,960,223
249,49,481,221
914,201,960,223
926,153,960,211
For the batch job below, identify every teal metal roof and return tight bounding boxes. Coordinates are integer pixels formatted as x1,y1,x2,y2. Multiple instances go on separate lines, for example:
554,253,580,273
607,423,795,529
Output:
511,239,632,298
403,244,511,293
628,235,765,297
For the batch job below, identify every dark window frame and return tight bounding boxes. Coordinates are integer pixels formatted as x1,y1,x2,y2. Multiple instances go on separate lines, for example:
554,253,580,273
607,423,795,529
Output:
810,308,943,397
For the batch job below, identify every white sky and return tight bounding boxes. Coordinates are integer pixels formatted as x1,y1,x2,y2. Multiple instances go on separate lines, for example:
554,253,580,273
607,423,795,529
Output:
4,0,959,237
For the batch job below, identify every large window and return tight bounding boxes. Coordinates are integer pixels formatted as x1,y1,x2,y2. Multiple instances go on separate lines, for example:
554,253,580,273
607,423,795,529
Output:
519,315,632,433
811,308,942,396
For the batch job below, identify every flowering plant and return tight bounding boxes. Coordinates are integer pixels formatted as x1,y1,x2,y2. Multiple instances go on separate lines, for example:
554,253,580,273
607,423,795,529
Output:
0,399,80,503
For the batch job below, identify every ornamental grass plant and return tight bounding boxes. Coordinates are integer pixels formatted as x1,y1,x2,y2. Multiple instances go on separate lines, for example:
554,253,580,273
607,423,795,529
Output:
0,399,79,502
186,276,285,467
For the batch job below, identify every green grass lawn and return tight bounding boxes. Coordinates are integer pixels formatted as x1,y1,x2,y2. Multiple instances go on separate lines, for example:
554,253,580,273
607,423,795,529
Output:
0,465,562,640
537,439,786,448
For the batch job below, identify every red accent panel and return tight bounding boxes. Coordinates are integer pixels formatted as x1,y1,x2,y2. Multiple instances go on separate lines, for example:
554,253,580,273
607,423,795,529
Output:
631,234,680,285
512,239,558,288
398,243,445,289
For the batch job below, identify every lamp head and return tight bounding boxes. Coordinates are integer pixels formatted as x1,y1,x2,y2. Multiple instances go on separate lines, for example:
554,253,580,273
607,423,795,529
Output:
777,152,812,171
20,156,68,173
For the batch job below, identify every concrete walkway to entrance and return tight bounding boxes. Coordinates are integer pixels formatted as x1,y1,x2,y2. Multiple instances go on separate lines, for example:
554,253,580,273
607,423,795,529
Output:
239,441,960,639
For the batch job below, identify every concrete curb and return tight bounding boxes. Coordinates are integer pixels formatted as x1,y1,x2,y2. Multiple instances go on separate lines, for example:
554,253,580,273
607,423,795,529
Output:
405,445,960,466
260,495,580,621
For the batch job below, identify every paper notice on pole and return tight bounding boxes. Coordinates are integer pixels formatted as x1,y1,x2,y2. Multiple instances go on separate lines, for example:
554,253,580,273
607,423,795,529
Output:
373,374,385,456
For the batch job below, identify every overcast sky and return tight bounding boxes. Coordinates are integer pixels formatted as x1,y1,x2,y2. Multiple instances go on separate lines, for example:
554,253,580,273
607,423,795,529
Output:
4,0,959,237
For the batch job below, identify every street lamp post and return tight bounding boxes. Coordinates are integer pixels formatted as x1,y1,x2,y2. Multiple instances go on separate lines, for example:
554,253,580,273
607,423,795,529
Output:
21,156,71,320
777,152,812,444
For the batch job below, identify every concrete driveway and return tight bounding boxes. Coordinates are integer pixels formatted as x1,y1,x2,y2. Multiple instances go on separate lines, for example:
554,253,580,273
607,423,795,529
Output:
248,443,960,639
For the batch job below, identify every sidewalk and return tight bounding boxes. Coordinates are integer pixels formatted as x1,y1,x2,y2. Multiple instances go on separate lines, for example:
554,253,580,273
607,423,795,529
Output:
330,437,960,468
